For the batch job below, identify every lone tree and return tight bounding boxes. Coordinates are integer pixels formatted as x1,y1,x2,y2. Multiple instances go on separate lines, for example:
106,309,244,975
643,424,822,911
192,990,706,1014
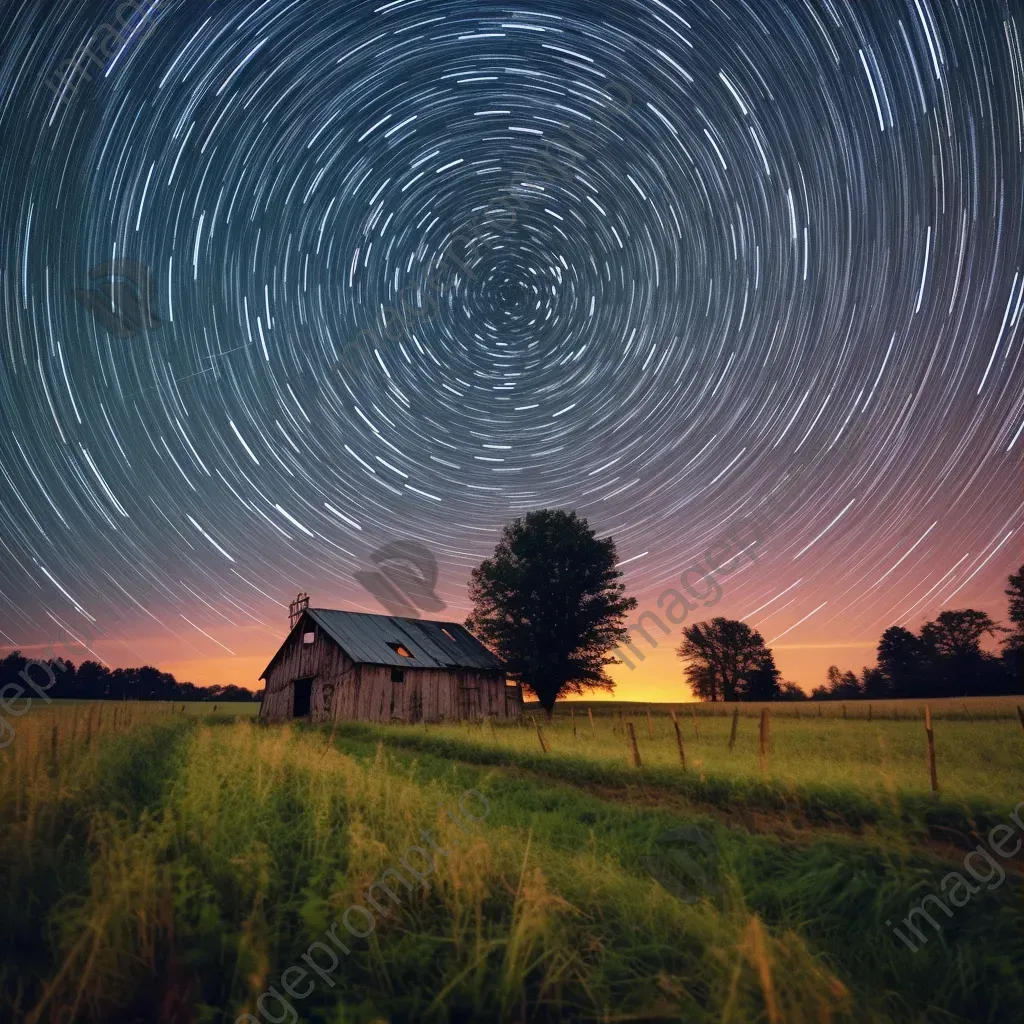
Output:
677,617,778,702
466,509,636,717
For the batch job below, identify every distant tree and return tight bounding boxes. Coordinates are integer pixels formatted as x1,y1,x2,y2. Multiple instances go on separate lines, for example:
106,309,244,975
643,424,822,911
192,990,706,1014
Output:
877,626,923,698
738,656,782,702
920,609,1004,659
0,650,260,703
76,660,113,699
466,508,637,718
860,665,890,700
817,665,862,700
776,681,808,701
1002,566,1024,655
1005,566,1024,632
677,618,777,702
920,609,1007,697
686,664,719,703
1001,566,1024,690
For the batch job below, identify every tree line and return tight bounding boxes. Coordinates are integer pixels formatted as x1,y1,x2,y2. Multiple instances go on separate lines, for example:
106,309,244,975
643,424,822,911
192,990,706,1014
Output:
464,508,1023,712
0,652,262,703
674,570,1023,702
677,597,1021,703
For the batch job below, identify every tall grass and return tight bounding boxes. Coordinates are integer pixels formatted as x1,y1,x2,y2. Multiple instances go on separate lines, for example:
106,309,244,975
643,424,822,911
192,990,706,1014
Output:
1,704,1021,1022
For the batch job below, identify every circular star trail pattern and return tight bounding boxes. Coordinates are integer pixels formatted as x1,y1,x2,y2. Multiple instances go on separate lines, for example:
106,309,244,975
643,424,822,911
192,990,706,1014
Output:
0,0,1021,678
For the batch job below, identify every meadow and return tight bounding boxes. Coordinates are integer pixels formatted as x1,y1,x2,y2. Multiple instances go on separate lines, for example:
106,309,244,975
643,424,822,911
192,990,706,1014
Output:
1,698,1022,1023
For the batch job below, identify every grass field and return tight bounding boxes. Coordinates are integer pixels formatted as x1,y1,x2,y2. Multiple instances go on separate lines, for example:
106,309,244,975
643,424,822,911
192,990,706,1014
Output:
1,698,1022,1023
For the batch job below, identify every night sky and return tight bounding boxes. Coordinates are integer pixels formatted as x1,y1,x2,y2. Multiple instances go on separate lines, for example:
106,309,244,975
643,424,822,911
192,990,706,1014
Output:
1,0,1021,698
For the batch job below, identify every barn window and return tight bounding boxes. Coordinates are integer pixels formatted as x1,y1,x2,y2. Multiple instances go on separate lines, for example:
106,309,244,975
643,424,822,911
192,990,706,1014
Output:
387,642,414,658
391,668,404,683
441,627,456,642
303,631,315,644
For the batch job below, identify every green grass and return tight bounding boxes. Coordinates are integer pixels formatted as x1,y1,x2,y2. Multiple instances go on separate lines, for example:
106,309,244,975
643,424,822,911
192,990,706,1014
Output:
444,700,1024,806
1,700,1022,1023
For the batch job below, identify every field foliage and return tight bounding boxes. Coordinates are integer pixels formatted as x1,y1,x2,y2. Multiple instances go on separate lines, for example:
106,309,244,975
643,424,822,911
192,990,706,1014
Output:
0,699,1021,1023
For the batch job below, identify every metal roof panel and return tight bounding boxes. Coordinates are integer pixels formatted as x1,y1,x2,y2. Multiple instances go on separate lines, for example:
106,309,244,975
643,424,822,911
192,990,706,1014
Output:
304,608,503,670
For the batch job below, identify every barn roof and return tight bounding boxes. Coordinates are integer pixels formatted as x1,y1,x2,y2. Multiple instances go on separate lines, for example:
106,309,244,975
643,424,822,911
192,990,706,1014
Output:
262,608,504,677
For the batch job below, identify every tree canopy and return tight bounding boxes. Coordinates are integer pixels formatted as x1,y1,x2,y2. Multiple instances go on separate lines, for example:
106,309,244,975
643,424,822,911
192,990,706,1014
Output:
466,508,636,716
676,617,779,702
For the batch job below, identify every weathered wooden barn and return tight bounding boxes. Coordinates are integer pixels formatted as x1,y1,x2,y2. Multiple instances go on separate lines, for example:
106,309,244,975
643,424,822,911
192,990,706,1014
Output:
259,607,522,724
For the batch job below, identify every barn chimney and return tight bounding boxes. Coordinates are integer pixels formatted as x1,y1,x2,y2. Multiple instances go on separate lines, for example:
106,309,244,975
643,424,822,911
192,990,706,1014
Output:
289,592,309,629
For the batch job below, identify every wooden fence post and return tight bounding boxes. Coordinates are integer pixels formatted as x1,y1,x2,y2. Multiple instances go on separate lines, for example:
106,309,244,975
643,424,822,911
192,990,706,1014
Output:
646,706,654,740
617,709,624,735
842,704,847,720
588,707,596,737
530,713,549,754
670,710,686,769
625,721,642,767
759,708,769,771
690,704,700,739
728,706,739,751
924,705,938,793
571,707,577,738
818,704,823,718
868,704,872,722
1016,705,1024,734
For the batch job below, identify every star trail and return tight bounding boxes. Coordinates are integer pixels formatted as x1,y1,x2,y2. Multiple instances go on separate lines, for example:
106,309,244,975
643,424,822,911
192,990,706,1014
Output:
0,0,1021,694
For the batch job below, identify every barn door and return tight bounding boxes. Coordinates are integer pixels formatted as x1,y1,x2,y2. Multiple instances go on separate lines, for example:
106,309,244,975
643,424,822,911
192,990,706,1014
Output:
457,672,480,720
293,677,312,718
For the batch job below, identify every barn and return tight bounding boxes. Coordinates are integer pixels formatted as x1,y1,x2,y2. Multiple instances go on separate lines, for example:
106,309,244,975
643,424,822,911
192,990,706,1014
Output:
259,605,522,724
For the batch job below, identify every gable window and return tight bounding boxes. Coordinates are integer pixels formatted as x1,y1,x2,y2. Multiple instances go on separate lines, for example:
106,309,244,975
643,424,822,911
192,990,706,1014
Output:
391,668,405,683
303,631,315,644
387,642,414,658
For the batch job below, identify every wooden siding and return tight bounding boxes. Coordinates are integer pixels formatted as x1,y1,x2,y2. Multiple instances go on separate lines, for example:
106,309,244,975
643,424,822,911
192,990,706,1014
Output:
260,613,521,724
